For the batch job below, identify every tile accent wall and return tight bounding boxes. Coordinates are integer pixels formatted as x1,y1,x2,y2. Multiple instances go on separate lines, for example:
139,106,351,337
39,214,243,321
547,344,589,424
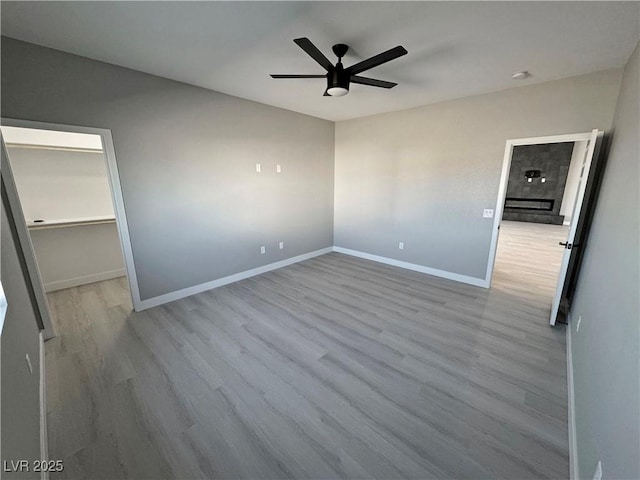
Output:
503,142,574,224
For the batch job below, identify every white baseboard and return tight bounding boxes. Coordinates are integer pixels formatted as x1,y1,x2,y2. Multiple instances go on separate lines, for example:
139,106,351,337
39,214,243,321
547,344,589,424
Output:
333,247,487,288
137,245,487,311
566,314,579,480
138,247,333,310
39,330,49,479
44,268,126,292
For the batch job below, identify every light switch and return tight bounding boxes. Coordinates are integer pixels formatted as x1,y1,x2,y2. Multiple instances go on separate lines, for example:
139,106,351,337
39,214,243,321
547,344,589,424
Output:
276,164,282,173
260,246,266,254
399,242,405,250
541,177,546,183
279,241,284,250
483,209,494,218
256,163,261,173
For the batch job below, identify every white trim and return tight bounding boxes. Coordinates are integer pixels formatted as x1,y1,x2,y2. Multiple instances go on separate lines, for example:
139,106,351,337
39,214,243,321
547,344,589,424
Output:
549,130,602,326
0,134,5,335
100,129,143,310
0,133,56,338
507,132,592,146
44,269,126,292
138,247,333,310
484,131,598,289
567,314,579,480
333,247,487,288
0,118,142,311
39,330,49,479
484,140,515,287
0,281,7,335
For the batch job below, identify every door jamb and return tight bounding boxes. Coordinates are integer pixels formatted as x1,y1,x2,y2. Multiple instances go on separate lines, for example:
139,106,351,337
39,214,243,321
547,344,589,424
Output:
2,138,53,337
0,118,143,321
484,132,594,288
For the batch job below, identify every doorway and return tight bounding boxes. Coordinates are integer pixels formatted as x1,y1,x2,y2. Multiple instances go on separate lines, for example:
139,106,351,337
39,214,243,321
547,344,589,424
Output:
485,130,603,325
0,119,140,338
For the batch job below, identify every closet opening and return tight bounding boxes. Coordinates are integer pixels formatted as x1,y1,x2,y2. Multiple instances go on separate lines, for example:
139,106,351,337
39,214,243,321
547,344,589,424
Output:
1,120,139,338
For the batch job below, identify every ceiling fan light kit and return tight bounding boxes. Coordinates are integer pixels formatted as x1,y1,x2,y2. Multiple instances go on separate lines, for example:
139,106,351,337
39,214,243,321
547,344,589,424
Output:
327,86,349,97
271,37,407,97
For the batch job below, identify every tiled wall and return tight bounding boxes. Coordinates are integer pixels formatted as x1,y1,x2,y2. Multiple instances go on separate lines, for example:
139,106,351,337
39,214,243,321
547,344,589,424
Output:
503,142,574,224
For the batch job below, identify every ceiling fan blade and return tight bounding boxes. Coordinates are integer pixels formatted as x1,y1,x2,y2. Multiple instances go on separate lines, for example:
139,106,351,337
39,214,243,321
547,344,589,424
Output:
294,37,334,71
350,76,397,88
347,46,408,75
271,74,326,78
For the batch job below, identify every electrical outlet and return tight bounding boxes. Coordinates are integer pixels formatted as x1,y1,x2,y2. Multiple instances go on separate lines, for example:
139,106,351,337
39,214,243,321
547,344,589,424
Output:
398,242,404,250
260,246,266,254
279,241,284,250
256,163,261,173
276,164,282,173
593,461,602,480
576,315,582,332
483,209,494,218
25,354,33,374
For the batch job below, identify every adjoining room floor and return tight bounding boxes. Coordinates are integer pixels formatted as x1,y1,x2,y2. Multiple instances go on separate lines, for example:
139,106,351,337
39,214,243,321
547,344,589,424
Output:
46,252,568,479
492,220,570,307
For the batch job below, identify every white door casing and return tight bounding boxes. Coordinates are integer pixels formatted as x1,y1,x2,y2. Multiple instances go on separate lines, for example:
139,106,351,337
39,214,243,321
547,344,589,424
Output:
549,129,603,325
0,133,8,333
486,130,602,326
1,117,142,336
1,130,54,337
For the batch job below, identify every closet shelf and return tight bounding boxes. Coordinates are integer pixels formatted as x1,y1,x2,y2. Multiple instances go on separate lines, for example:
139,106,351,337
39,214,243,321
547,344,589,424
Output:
27,215,116,230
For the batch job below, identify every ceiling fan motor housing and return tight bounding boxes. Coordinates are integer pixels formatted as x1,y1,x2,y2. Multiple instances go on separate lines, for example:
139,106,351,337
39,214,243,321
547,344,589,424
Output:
328,63,350,91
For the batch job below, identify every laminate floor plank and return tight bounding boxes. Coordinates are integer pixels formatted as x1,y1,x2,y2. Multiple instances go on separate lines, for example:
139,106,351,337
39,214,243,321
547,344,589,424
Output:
202,311,429,479
45,222,569,479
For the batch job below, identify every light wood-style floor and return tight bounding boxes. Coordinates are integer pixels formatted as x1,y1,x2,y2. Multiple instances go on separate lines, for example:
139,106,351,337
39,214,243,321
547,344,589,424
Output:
493,220,569,305
45,224,570,479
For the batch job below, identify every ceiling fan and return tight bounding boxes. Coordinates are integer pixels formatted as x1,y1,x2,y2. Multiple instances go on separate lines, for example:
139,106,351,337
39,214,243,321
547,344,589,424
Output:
271,37,408,97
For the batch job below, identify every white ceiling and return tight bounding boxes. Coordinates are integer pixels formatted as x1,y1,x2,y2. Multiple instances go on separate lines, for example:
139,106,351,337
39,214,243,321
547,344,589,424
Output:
1,1,638,121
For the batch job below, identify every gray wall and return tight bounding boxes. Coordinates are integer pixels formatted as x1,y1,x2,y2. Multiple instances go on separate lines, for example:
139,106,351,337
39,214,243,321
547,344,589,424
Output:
569,44,639,480
1,37,335,301
334,69,622,280
1,183,42,479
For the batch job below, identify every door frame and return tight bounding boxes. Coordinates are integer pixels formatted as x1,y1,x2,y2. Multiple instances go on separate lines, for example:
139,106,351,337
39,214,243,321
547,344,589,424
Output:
484,131,594,288
1,118,143,328
2,133,53,337
0,133,9,333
